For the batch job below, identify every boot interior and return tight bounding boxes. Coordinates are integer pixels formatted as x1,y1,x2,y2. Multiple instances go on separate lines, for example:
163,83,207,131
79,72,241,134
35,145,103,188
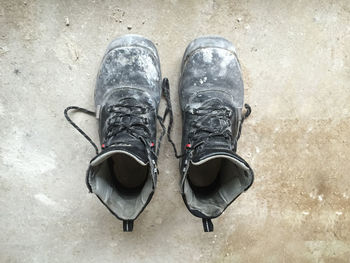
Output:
184,156,253,218
188,158,222,188
89,152,153,220
108,155,148,189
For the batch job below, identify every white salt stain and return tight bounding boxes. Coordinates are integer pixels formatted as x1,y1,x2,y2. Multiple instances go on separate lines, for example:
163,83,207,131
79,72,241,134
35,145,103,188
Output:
219,55,233,76
202,49,213,63
199,77,207,84
109,48,159,82
137,53,159,81
115,53,129,66
35,193,56,206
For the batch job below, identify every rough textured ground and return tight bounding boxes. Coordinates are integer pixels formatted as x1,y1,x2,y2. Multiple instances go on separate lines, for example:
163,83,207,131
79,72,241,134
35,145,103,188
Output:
1,0,349,262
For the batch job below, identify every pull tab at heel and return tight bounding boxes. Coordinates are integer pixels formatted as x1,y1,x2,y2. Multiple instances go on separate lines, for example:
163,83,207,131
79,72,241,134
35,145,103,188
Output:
202,218,214,232
123,220,134,232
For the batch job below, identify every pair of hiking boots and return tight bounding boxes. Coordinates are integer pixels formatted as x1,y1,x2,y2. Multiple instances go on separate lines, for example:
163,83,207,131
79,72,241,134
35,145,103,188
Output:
65,35,254,232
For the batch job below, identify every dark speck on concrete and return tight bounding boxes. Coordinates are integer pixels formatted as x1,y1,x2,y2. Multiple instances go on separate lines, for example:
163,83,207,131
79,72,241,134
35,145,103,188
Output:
14,69,20,75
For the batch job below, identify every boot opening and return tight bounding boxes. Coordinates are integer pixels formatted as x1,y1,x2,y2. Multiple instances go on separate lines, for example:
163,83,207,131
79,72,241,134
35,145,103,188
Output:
108,154,148,190
188,158,222,188
89,151,154,220
184,155,253,218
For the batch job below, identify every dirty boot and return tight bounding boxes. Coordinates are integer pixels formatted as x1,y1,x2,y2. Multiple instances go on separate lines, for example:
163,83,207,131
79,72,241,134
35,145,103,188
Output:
175,36,254,231
64,35,165,231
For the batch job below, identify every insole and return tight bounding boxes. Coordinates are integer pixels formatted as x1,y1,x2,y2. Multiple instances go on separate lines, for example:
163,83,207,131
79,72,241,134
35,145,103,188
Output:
188,158,223,188
109,154,148,189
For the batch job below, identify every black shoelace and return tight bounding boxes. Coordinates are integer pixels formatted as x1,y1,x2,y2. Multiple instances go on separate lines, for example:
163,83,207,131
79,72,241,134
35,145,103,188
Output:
185,99,234,149
103,100,153,144
64,106,99,154
64,78,251,160
162,88,251,159
64,79,170,158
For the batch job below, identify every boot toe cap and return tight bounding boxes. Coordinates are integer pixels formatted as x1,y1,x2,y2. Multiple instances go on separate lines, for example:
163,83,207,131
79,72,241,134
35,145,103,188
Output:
182,36,237,69
107,34,159,60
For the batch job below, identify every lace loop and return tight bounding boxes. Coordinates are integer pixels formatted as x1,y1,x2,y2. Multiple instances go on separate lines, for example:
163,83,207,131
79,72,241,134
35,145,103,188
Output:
64,106,99,154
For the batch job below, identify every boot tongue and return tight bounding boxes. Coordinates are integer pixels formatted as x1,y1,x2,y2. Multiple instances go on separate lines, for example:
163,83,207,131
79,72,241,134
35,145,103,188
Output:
191,137,233,163
106,133,149,164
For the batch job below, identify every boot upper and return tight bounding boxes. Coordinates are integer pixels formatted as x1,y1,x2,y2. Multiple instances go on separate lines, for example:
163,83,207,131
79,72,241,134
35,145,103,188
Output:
179,36,254,220
86,35,161,224
179,36,244,150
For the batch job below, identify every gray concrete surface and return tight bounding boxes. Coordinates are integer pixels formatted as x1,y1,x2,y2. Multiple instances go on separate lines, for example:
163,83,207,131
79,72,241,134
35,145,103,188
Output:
1,0,350,262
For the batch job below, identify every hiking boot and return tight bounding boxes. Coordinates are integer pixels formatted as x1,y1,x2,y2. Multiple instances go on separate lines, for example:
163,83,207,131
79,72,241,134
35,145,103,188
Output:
178,36,254,231
65,35,163,231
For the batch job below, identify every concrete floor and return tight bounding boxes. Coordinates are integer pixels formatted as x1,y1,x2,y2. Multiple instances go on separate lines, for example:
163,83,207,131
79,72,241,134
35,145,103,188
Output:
1,0,350,262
